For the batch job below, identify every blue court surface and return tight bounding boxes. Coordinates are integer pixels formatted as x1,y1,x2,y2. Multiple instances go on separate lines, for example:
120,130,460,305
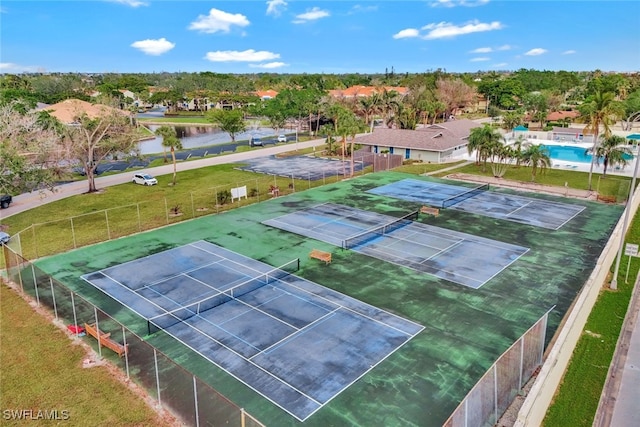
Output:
368,178,585,229
234,155,366,180
263,203,529,289
80,240,423,421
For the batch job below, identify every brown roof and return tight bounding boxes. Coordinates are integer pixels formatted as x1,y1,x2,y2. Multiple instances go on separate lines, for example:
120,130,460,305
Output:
419,119,481,139
256,90,279,99
355,121,479,152
43,99,126,124
328,85,409,98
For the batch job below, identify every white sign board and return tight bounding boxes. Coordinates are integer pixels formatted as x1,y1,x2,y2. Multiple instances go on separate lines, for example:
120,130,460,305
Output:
231,185,247,202
624,243,639,257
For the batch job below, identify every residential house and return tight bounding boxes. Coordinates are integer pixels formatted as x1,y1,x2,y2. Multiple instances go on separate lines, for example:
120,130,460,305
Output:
354,119,480,163
328,85,409,99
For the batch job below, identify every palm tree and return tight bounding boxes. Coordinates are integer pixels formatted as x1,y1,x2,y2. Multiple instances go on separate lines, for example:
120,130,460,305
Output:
467,124,503,170
511,134,526,167
155,126,183,185
581,91,623,190
521,144,551,182
595,135,632,177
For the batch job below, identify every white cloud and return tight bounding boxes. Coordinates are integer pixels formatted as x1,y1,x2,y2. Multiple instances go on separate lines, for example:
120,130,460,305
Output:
266,0,287,16
563,50,576,55
492,62,508,68
525,48,547,56
131,38,175,56
497,44,511,51
204,49,280,62
0,62,42,73
348,4,379,14
293,7,330,24
470,47,492,53
430,0,490,8
470,57,490,62
393,28,420,39
249,62,288,69
189,8,250,34
107,0,149,7
422,20,503,39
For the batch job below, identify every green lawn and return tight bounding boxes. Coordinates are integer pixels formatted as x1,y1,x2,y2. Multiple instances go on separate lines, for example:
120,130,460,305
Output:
433,162,631,199
543,216,640,425
0,283,168,427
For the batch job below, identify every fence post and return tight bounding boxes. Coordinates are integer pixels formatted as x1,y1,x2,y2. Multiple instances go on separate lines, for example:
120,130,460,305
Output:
153,348,162,408
32,226,38,259
191,193,195,217
70,217,77,249
94,306,102,358
70,291,79,334
122,326,130,379
49,277,58,320
105,210,111,240
193,376,200,427
137,203,142,232
164,198,169,224
494,365,498,423
30,263,40,306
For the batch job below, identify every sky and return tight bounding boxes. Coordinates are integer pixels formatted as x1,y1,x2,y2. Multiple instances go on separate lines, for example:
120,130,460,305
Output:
1,0,639,75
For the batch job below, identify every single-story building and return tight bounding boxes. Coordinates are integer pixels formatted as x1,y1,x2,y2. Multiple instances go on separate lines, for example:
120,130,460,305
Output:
354,119,480,163
551,126,593,144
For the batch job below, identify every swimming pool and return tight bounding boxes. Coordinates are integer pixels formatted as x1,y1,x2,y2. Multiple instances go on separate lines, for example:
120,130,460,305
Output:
541,145,633,164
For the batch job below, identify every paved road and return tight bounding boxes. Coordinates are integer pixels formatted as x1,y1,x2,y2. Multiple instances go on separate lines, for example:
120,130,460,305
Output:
1,138,327,219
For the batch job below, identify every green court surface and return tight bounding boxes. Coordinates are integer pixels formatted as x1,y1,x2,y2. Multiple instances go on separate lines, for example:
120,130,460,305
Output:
35,171,623,427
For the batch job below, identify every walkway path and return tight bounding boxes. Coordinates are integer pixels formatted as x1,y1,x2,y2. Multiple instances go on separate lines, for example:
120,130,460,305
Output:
1,138,327,219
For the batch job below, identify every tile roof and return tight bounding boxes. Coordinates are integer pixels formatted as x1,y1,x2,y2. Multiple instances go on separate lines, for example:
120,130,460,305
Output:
355,119,480,152
328,85,409,98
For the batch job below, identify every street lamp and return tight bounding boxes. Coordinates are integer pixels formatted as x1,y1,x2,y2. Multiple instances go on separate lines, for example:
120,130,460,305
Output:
611,151,640,289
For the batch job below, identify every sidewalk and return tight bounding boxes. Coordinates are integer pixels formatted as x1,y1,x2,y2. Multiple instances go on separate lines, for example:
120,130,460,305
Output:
0,138,327,219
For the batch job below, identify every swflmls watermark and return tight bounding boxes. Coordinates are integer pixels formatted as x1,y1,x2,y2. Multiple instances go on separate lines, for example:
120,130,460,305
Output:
2,409,70,421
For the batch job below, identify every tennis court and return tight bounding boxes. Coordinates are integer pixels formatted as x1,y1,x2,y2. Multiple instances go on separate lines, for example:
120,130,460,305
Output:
367,178,585,229
234,155,366,180
81,240,423,421
263,203,528,289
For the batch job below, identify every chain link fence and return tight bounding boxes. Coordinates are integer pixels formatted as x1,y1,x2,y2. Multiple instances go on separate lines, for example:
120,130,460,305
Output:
1,245,265,427
442,308,552,427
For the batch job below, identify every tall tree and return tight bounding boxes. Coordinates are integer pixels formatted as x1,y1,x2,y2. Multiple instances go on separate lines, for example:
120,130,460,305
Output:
467,124,503,170
60,102,139,192
205,109,246,143
155,126,183,185
580,91,624,190
594,135,632,177
521,144,551,182
0,103,69,195
435,78,477,118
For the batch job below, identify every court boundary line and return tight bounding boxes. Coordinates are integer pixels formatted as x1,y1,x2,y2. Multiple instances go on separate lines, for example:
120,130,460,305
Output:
83,240,424,420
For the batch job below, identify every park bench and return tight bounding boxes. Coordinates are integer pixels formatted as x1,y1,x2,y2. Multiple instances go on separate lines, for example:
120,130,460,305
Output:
310,249,332,264
420,206,440,217
84,323,128,357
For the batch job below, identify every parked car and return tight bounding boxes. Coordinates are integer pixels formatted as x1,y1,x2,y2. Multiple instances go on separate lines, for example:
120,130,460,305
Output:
249,136,263,147
0,194,12,209
132,173,158,186
0,231,9,245
277,134,287,143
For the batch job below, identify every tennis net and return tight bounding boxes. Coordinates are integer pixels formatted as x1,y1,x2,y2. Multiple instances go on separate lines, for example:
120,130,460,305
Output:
441,183,489,209
147,258,299,335
341,210,419,250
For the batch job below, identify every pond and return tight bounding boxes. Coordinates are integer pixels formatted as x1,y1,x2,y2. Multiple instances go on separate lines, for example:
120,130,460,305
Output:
139,124,279,155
